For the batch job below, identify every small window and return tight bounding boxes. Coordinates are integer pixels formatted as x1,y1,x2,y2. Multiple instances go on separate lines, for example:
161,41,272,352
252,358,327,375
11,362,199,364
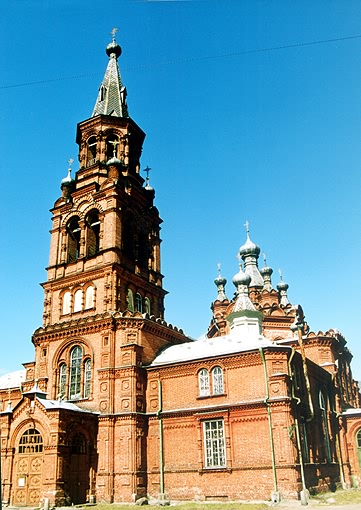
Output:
59,363,67,398
127,289,134,312
203,420,226,468
85,286,95,309
135,293,143,313
144,297,151,315
71,433,86,454
198,369,210,397
212,366,224,395
73,289,82,313
86,211,100,257
84,359,91,398
62,291,71,315
67,217,81,263
87,136,97,166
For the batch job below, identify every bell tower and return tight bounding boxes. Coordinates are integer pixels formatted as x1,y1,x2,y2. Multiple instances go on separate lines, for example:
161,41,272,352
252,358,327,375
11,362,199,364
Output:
43,30,166,328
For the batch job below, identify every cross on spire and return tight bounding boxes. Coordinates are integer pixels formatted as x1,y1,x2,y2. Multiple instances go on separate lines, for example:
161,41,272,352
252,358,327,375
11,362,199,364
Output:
244,220,250,237
110,27,118,43
109,139,119,157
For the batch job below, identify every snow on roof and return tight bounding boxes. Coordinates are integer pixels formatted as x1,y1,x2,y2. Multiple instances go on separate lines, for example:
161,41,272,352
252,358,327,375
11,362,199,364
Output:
0,369,26,389
342,408,361,416
150,332,274,367
37,397,97,414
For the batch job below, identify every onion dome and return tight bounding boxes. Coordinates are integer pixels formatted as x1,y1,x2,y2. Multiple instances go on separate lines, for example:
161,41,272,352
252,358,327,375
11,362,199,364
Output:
232,266,251,288
238,222,264,288
239,233,261,257
60,160,75,199
277,270,290,306
106,40,122,59
260,253,273,292
106,155,122,166
214,264,228,302
232,264,255,312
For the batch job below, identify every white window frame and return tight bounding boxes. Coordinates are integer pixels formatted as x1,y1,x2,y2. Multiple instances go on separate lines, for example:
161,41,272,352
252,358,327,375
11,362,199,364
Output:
212,366,224,394
203,419,226,468
198,368,210,397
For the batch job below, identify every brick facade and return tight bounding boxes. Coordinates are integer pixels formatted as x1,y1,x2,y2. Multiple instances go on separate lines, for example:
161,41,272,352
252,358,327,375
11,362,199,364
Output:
1,34,361,507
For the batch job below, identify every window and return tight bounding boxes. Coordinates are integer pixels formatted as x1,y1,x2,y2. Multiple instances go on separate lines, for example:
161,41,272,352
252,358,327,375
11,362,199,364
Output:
62,291,71,315
84,359,91,398
203,420,226,468
71,433,86,454
59,363,67,398
212,366,224,394
67,217,81,263
135,292,143,313
86,211,100,257
300,420,310,463
73,289,82,313
87,136,97,166
319,391,332,462
357,428,361,449
106,134,119,160
19,429,43,454
57,346,92,401
85,286,95,309
127,289,134,312
144,297,151,315
69,346,82,399
198,369,210,397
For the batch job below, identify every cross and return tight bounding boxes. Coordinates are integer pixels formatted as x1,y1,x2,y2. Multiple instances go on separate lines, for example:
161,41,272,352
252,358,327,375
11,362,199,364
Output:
217,262,221,275
110,27,118,43
244,220,250,236
144,166,151,179
263,252,267,266
278,268,283,281
68,158,74,170
109,139,119,157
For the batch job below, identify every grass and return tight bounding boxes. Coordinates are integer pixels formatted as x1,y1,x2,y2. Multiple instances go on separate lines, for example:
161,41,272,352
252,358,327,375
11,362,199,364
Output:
312,487,361,505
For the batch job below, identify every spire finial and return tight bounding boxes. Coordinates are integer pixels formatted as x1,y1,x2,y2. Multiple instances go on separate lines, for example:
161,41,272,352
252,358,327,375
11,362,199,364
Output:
244,220,250,238
109,139,119,158
217,262,222,275
144,166,154,191
278,268,283,281
263,252,267,267
110,27,118,43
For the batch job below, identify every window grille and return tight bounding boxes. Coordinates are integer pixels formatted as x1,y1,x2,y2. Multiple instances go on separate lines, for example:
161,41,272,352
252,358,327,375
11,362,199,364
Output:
203,420,226,468
198,369,210,397
19,429,43,454
212,366,224,394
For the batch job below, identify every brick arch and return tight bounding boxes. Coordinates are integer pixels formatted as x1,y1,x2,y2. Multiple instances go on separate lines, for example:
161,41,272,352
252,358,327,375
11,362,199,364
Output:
10,418,50,450
52,337,93,370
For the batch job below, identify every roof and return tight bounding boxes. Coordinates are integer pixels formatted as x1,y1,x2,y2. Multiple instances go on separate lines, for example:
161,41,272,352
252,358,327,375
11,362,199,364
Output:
37,397,97,414
150,332,275,367
0,369,26,389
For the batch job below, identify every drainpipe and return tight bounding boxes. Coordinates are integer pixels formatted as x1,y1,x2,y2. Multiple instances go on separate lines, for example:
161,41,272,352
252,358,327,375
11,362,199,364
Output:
288,348,309,506
259,348,279,504
330,374,347,489
157,379,165,502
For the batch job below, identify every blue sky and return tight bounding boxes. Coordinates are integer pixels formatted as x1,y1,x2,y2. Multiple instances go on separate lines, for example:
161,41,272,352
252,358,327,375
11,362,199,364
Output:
1,0,361,381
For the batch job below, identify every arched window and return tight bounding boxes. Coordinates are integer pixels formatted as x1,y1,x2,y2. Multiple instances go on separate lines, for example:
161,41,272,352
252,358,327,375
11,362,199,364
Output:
198,369,210,397
212,366,224,394
67,217,81,263
85,286,95,309
127,289,134,312
144,297,151,315
62,291,71,315
73,289,82,313
106,134,119,160
86,211,100,257
135,293,143,313
19,429,43,454
357,428,361,449
59,363,67,398
86,136,97,166
84,359,91,398
319,391,332,462
69,346,82,400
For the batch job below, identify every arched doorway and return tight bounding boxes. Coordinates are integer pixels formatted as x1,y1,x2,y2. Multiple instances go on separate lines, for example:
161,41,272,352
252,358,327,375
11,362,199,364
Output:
12,428,43,506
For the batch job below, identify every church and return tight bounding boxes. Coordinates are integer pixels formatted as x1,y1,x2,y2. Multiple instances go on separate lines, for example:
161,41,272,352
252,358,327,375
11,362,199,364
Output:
1,32,361,507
